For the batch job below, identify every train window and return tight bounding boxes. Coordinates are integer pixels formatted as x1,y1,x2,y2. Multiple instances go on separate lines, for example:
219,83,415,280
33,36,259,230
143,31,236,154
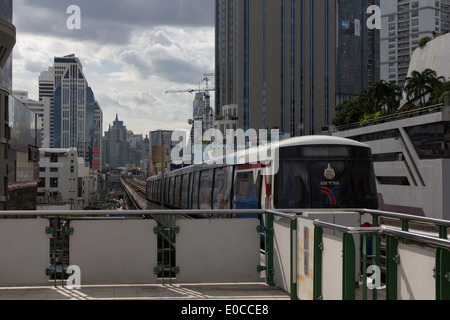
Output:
351,161,378,209
169,177,175,206
181,174,190,209
351,146,372,159
174,176,181,207
192,171,200,209
165,177,170,205
235,170,261,209
301,145,350,158
212,167,233,209
279,146,299,159
152,181,156,200
150,181,154,200
236,172,252,197
156,180,160,202
158,179,161,202
199,170,212,209
274,161,310,209
149,181,152,200
149,181,152,201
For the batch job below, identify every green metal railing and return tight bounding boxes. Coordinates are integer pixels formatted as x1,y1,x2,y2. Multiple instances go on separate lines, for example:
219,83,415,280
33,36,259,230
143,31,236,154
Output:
152,213,179,285
0,208,449,300
45,216,73,288
311,210,450,300
265,209,299,300
332,103,445,133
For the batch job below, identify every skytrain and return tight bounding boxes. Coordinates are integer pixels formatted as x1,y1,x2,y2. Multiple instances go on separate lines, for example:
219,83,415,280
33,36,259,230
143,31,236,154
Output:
146,135,379,214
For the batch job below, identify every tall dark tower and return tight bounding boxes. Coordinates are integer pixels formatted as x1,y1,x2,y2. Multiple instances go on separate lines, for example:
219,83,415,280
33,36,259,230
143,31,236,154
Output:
215,0,380,136
0,0,16,210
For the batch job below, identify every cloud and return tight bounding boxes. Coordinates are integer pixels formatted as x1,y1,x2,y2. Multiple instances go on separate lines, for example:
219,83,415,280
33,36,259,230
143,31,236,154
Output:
117,28,214,83
14,0,215,45
11,1,215,136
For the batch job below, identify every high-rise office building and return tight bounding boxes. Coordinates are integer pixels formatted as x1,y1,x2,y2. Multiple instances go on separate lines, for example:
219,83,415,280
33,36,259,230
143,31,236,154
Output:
13,91,52,148
0,0,16,210
215,0,379,136
103,114,129,169
0,0,13,93
40,54,103,170
39,67,55,147
381,0,450,87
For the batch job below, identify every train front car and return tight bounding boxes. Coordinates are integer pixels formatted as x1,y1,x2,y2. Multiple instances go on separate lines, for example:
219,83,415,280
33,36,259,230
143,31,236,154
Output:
145,136,379,214
271,136,379,211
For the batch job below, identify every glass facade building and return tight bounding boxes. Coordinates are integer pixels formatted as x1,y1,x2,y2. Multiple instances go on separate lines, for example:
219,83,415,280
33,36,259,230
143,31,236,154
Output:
51,55,103,170
0,0,13,92
0,0,15,210
103,114,130,169
8,96,40,184
215,0,380,136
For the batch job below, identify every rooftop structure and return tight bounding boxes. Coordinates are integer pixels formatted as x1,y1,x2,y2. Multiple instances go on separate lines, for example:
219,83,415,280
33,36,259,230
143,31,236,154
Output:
334,104,450,220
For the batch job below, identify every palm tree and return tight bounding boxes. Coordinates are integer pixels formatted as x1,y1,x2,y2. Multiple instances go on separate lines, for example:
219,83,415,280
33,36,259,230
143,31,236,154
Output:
404,70,427,106
386,81,403,111
404,69,446,106
371,80,402,112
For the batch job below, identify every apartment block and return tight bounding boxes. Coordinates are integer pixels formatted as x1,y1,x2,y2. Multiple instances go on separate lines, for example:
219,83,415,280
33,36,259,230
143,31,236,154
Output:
381,0,450,86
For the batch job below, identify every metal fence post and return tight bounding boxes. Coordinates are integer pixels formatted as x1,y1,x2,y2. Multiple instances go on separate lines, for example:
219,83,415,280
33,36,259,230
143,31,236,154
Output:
362,233,368,300
386,235,399,300
265,212,274,287
313,226,323,300
437,225,450,300
290,219,298,300
372,215,380,301
342,233,356,300
401,219,409,244
436,247,450,300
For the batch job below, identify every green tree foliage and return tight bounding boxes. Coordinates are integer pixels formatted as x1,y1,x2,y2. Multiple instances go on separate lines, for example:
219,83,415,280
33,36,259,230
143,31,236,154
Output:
333,80,402,127
418,36,431,48
333,68,448,128
404,69,446,106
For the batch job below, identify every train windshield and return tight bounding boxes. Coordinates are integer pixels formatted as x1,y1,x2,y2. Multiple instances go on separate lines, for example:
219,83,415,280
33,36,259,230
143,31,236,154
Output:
274,145,378,209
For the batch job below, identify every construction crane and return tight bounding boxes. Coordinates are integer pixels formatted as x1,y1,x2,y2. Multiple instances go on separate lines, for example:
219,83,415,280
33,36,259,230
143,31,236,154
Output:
165,74,215,95
165,75,216,130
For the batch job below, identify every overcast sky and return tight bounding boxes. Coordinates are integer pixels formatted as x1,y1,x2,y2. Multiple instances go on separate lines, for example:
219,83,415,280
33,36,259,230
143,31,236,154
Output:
12,0,215,135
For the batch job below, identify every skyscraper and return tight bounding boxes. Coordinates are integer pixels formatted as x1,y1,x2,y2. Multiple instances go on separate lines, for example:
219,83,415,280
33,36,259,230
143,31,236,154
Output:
0,0,16,210
40,54,103,170
12,90,51,148
39,67,55,147
215,0,379,136
380,0,450,87
103,114,129,169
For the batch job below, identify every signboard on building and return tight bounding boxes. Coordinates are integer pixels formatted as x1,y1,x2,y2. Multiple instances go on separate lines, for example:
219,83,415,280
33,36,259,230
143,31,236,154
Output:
342,18,361,36
92,147,100,170
152,146,165,163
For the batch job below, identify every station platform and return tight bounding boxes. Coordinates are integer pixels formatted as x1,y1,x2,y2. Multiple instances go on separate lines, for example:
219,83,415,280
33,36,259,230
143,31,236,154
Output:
0,282,290,300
